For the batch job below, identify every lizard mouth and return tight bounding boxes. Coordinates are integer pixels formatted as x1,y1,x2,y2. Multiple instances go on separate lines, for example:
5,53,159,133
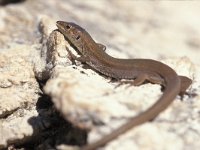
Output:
56,21,65,32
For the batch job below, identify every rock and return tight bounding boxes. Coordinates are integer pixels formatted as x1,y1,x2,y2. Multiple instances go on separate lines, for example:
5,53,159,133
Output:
43,19,196,150
0,44,40,148
0,1,200,150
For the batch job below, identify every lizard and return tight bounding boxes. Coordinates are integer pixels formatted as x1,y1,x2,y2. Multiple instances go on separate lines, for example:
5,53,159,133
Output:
56,21,192,150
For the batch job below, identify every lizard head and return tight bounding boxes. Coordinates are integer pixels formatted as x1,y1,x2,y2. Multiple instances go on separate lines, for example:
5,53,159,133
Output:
56,21,87,50
56,21,100,56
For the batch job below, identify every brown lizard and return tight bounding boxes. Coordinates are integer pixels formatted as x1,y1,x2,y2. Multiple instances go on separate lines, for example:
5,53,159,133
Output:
56,21,192,150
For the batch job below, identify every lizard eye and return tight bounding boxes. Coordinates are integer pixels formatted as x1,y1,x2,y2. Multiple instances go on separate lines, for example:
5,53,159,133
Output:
76,35,80,40
66,25,71,29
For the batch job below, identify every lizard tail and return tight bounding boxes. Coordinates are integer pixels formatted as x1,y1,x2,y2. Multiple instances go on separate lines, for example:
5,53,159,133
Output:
82,75,181,150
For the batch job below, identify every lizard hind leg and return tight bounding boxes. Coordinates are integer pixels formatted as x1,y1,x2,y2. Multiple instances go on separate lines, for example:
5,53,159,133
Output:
114,75,148,88
133,74,164,86
179,76,192,97
116,74,150,87
115,74,164,88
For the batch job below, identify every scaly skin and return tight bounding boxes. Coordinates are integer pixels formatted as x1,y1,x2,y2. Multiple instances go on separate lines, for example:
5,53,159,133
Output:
56,21,192,150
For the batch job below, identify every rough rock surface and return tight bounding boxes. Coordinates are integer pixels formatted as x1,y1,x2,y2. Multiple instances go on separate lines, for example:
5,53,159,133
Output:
0,1,200,150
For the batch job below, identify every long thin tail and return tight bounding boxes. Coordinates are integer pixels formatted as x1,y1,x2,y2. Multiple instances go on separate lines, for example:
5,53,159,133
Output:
82,76,181,150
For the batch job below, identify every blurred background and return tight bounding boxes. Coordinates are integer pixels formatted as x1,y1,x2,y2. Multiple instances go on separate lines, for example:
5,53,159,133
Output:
0,1,199,150
0,0,200,65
